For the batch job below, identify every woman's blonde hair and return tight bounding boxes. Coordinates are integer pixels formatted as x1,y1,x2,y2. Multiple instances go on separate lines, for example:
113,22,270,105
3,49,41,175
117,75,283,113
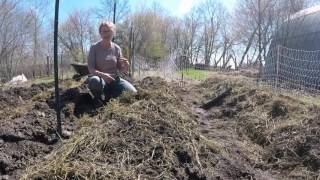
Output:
99,20,116,34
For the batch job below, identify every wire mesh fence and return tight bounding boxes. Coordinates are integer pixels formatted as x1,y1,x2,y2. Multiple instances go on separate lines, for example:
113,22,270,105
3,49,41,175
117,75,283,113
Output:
263,45,320,94
132,50,212,86
132,51,180,82
132,44,320,94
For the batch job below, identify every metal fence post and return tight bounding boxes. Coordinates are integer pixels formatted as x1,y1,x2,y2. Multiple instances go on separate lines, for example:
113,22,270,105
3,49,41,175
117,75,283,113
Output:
276,45,280,89
54,0,61,136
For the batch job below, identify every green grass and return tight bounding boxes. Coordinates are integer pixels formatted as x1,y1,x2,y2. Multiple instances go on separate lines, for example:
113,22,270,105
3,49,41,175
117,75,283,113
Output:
29,76,54,85
179,68,210,80
28,70,76,85
0,76,54,89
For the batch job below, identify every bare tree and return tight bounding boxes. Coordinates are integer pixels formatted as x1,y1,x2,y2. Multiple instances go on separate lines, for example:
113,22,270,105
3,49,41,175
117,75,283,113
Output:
26,0,50,77
166,17,182,54
232,0,316,69
198,0,225,66
129,9,169,62
59,10,95,63
179,8,200,65
216,22,235,68
0,0,32,80
96,0,130,23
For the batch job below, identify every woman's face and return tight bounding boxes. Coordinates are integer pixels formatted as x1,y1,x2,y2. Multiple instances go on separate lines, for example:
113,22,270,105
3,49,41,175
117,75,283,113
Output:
100,25,113,41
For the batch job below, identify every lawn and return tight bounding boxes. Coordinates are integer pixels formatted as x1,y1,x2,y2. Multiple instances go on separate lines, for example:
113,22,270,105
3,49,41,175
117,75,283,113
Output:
178,68,210,80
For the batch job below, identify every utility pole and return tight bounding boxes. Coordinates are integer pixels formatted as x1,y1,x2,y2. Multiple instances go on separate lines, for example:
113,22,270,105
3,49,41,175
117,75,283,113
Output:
129,23,133,76
113,1,116,24
112,1,116,42
132,25,135,77
54,0,61,136
33,13,38,78
257,0,262,83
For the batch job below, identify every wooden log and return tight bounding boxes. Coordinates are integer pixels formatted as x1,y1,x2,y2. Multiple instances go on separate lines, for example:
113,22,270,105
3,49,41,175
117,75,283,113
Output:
200,87,232,110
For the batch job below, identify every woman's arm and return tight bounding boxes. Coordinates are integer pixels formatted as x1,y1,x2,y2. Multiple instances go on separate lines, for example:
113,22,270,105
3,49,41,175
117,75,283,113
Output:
115,44,129,74
119,57,129,74
90,70,115,84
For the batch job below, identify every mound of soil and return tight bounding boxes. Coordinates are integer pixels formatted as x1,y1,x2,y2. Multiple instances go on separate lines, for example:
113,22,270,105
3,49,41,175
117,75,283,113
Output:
22,77,220,179
0,103,57,178
184,76,320,179
46,83,97,118
0,83,51,108
0,81,95,179
0,83,58,179
1,75,320,180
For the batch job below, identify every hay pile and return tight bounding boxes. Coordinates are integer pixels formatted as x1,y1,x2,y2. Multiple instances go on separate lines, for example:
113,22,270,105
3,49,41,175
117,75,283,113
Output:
196,77,320,179
19,75,320,179
240,94,320,178
22,77,217,179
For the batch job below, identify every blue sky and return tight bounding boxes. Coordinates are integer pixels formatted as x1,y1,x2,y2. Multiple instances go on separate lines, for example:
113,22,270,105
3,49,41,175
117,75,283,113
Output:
59,0,236,21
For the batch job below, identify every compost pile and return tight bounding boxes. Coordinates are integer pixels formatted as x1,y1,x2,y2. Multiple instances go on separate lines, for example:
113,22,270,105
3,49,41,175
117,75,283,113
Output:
1,75,319,180
21,77,220,180
185,75,320,179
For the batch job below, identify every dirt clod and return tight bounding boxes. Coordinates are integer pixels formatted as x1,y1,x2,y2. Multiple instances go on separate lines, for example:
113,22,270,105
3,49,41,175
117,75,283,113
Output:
271,100,288,118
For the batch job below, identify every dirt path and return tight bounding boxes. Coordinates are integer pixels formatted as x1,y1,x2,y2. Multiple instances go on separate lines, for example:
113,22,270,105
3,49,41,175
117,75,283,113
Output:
193,106,280,179
177,84,275,179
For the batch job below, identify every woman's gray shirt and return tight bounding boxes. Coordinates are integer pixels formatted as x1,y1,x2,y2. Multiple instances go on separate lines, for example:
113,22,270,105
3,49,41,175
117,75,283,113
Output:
88,41,122,77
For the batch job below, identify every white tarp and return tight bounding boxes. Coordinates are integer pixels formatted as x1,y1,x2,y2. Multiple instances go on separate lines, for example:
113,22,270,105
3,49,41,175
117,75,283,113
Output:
8,74,28,85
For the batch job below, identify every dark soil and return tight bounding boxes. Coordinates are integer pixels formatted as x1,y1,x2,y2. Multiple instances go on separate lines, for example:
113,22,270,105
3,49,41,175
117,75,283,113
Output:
0,81,98,179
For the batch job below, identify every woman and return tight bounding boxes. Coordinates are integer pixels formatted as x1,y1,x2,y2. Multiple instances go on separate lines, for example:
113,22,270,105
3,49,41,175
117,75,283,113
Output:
87,21,137,104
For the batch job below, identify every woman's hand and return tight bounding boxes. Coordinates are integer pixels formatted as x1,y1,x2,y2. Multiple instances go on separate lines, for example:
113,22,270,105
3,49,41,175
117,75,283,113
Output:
102,73,115,84
119,57,129,74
